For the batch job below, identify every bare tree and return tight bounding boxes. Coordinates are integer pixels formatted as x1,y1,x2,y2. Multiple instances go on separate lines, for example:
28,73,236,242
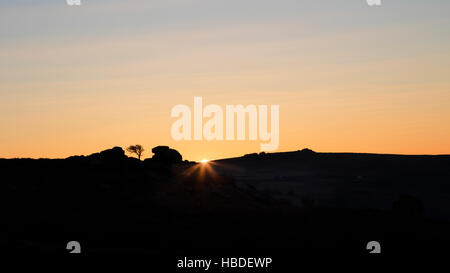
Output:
126,144,145,160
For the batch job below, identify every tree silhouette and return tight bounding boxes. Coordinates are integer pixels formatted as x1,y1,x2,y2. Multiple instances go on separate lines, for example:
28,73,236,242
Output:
126,144,145,160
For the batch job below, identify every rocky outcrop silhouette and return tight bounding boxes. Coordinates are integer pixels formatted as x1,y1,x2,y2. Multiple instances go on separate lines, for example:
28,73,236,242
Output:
151,146,182,165
66,146,127,163
99,146,126,160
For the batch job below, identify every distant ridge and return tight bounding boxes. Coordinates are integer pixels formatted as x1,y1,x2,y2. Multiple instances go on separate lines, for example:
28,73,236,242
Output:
213,148,450,162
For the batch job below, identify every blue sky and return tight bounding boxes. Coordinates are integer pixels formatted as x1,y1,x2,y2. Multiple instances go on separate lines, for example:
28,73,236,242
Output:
2,0,449,43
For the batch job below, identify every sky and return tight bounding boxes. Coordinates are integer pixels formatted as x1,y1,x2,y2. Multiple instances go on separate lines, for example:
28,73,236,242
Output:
1,0,450,161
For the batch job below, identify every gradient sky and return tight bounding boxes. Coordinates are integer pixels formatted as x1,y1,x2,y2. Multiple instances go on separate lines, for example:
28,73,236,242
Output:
1,0,450,161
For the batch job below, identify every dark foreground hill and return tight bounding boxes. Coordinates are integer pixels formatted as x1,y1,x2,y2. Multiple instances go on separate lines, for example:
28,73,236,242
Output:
1,147,450,261
213,150,450,219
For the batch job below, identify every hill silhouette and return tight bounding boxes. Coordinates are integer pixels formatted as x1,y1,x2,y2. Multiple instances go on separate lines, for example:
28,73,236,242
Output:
1,146,450,261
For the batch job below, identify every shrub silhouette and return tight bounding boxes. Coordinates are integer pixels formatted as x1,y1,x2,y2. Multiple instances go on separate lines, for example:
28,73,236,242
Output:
392,195,424,219
126,145,145,160
301,196,315,209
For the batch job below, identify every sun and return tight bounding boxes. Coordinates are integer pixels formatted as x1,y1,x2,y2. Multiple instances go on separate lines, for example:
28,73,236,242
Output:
200,159,209,164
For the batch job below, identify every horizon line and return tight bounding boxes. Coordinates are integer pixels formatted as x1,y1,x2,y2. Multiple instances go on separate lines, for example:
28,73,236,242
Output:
1,147,450,161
